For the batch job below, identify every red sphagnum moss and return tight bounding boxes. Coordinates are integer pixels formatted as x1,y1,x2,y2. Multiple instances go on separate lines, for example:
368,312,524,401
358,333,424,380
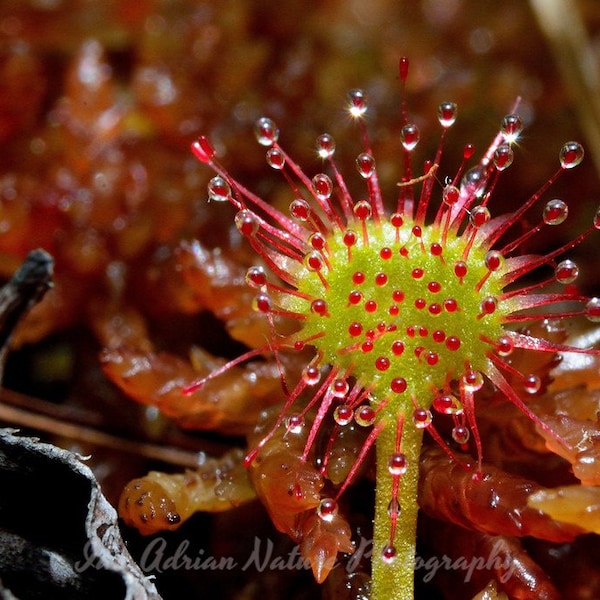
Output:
189,58,600,600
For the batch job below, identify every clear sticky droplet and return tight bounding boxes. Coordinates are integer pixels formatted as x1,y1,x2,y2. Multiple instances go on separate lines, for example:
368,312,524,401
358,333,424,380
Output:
207,175,231,202
245,266,266,287
254,117,279,147
387,498,401,518
302,364,321,385
317,498,338,522
413,407,432,429
479,296,497,315
586,298,600,322
470,205,490,228
356,152,376,178
330,378,349,398
496,335,514,357
348,89,367,118
355,405,376,427
316,133,336,158
234,209,259,236
309,233,326,251
452,425,470,445
484,250,504,272
524,374,541,395
559,141,584,169
461,165,486,198
310,299,328,315
493,143,514,170
543,199,568,225
381,544,397,564
555,259,579,284
501,114,523,142
443,185,459,206
594,207,600,229
252,293,271,313
285,414,304,433
437,102,457,128
266,147,285,169
433,394,463,415
462,370,484,391
312,173,333,201
290,198,310,221
388,452,408,476
401,124,420,151
304,251,324,272
353,200,372,221
333,404,353,426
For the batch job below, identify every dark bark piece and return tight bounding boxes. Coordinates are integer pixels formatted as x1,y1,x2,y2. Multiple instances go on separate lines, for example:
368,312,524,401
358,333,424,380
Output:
0,429,161,600
0,250,53,376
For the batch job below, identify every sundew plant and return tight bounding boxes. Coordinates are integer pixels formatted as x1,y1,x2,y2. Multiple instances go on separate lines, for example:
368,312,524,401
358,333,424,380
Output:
189,59,600,600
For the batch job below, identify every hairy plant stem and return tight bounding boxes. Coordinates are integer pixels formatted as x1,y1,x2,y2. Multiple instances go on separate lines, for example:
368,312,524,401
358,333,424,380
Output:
372,420,423,600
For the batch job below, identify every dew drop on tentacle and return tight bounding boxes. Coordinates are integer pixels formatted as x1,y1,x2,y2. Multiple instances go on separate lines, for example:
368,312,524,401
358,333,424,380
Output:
454,261,468,280
445,335,461,351
451,425,470,445
255,116,280,147
305,251,325,272
290,198,311,222
302,363,321,386
312,173,333,201
330,378,350,398
555,259,579,284
543,199,568,225
309,232,327,252
348,89,367,118
316,133,336,158
593,207,600,229
311,299,328,316
461,370,484,392
355,405,376,427
433,394,463,415
387,497,401,518
443,185,459,206
470,205,491,228
493,143,514,171
585,298,600,322
333,404,354,426
523,374,541,395
252,292,272,313
356,153,376,178
484,250,504,272
390,377,407,394
381,544,397,564
387,452,408,476
437,102,457,128
207,175,231,202
461,165,486,198
559,141,584,169
496,335,514,357
235,209,259,236
286,414,305,433
245,265,267,287
500,113,523,143
413,407,432,428
401,124,420,151
266,147,286,169
479,295,498,315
